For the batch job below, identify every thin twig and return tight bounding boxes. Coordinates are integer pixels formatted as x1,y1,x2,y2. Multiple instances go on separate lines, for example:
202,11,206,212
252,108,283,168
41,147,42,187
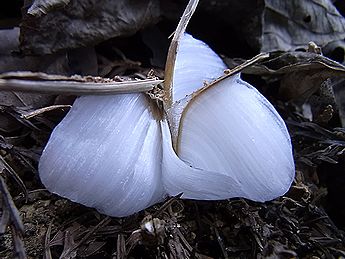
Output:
0,78,163,95
211,52,269,86
164,0,199,109
22,105,71,119
173,53,269,151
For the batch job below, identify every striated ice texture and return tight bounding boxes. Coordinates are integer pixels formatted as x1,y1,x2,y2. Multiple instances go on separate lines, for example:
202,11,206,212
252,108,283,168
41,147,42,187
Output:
172,33,227,102
39,33,295,217
39,94,165,217
163,75,295,201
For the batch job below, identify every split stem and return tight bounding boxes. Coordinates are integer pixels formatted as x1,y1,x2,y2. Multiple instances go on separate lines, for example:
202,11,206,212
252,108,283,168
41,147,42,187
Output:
163,0,200,109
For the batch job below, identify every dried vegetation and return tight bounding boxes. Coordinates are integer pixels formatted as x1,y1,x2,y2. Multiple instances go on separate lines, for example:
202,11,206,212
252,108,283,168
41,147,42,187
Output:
1,0,345,258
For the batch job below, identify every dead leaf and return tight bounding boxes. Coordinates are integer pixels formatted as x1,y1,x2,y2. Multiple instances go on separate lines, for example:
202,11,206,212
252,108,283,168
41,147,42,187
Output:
171,0,345,55
262,0,345,52
28,0,71,17
331,78,345,126
0,28,19,54
20,0,161,54
0,28,69,74
225,51,345,101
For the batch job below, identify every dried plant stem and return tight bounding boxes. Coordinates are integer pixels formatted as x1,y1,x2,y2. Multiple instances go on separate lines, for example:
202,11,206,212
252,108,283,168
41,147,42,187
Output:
0,78,163,95
22,105,71,119
187,53,270,104
164,0,199,109
174,52,269,151
215,53,269,84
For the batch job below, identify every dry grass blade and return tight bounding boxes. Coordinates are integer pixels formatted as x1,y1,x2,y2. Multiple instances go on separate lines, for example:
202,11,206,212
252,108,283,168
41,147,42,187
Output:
22,105,71,119
0,176,26,258
0,199,10,233
44,221,53,259
0,175,24,233
59,229,77,259
175,228,193,253
115,234,126,259
0,155,28,201
125,230,142,255
10,225,27,259
75,217,111,249
59,217,111,258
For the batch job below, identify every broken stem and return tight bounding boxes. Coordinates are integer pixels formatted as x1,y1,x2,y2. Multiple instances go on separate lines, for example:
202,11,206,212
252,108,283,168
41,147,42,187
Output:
164,0,199,109
199,52,269,93
0,78,163,95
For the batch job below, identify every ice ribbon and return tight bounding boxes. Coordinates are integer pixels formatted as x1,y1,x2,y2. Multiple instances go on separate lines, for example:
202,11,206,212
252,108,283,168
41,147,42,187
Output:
39,34,295,217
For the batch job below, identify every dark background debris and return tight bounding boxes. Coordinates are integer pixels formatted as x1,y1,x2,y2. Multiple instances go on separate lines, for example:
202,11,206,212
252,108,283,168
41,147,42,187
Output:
1,0,345,258
20,0,161,55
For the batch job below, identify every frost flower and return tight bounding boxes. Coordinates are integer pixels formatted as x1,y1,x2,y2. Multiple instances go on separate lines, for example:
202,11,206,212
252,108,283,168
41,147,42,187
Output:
39,34,295,217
